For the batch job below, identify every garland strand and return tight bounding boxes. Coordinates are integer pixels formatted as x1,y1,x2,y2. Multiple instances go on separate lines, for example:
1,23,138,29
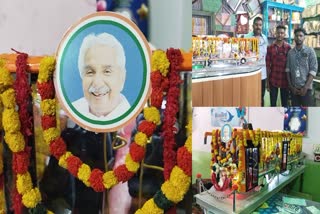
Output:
162,48,183,180
0,60,42,210
12,50,34,213
136,121,192,213
37,55,163,192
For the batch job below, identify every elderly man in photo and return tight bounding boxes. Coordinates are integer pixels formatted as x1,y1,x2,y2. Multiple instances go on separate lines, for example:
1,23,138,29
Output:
73,33,130,119
286,28,318,106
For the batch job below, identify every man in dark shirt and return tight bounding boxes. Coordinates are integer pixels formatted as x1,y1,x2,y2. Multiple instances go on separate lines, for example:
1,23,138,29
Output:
266,25,291,106
285,28,318,106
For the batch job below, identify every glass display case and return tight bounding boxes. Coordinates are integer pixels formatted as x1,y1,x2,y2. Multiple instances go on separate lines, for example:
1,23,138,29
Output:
261,0,304,44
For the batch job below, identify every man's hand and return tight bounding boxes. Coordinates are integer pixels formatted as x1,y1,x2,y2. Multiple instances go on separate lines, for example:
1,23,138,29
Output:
289,86,300,95
266,80,270,92
299,86,308,96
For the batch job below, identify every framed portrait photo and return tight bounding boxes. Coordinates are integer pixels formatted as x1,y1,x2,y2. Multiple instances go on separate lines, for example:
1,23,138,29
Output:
55,12,151,132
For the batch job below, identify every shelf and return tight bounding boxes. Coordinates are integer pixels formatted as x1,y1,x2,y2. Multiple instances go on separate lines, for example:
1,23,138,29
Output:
262,1,304,12
194,166,305,214
306,32,320,35
303,14,320,20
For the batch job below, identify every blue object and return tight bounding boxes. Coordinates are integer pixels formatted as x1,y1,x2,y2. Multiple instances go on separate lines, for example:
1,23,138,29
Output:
261,0,304,44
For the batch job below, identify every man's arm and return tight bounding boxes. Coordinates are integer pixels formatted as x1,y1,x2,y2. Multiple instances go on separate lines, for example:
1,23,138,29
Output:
300,74,314,96
300,48,318,96
286,52,299,95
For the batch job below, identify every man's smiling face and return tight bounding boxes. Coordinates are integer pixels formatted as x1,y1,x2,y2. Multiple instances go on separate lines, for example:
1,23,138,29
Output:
82,44,125,116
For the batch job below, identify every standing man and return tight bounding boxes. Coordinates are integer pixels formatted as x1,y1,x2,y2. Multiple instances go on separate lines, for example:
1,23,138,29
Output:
245,17,268,106
286,28,318,106
266,25,291,106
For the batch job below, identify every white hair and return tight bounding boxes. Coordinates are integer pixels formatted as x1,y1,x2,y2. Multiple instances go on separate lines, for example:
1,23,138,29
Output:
78,33,126,78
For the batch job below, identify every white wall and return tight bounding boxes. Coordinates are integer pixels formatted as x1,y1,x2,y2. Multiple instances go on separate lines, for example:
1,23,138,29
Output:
247,107,284,131
0,0,96,55
149,0,192,51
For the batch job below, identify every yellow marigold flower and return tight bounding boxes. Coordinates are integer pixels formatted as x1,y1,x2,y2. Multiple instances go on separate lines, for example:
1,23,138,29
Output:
143,107,160,125
17,172,33,194
152,50,170,77
169,166,190,187
40,99,56,116
58,152,72,169
0,67,13,92
22,188,42,208
38,56,55,83
2,108,20,133
161,181,184,203
185,135,192,153
136,198,164,214
0,88,16,108
134,132,148,147
4,132,25,153
77,164,91,187
186,121,192,134
103,171,118,189
47,211,54,214
43,127,60,144
125,154,140,172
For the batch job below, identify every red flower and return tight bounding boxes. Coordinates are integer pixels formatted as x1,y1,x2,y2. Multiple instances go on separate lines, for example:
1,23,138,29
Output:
151,88,163,108
177,147,192,176
37,81,55,100
232,184,239,191
12,149,30,174
138,120,156,137
129,143,146,162
161,77,169,91
114,164,134,182
196,173,202,179
49,137,67,159
88,169,105,192
151,71,162,88
163,149,177,180
11,188,23,214
41,115,57,130
66,155,83,177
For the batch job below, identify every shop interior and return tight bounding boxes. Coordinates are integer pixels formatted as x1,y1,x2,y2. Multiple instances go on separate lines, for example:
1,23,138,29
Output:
0,1,192,213
192,107,320,213
192,0,320,107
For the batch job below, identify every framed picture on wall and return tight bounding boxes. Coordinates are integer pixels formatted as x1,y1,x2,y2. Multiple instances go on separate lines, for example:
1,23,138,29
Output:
210,107,248,128
242,0,261,18
283,107,307,136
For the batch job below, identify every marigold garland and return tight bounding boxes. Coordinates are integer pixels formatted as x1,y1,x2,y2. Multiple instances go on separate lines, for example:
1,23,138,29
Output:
162,48,183,181
136,121,192,213
36,48,191,213
37,56,160,193
0,55,41,211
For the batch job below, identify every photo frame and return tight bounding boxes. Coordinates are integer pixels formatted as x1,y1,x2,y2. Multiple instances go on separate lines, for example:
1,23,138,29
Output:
55,12,151,132
242,0,262,19
224,0,243,13
283,107,307,136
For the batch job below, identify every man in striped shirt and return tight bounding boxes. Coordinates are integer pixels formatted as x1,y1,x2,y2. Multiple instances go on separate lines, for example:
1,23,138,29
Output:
266,25,291,106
